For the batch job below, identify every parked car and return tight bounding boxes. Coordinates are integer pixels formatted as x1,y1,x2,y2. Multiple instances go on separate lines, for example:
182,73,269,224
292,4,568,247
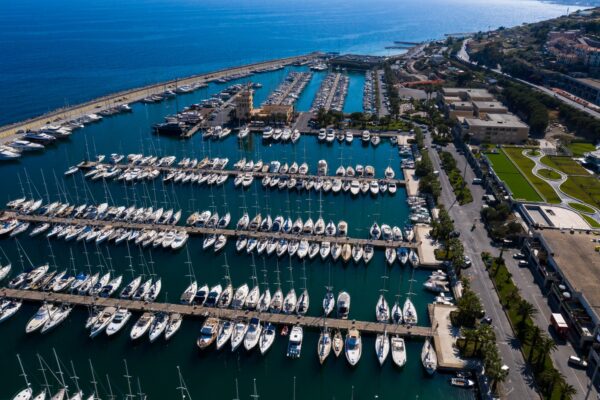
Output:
449,231,461,238
481,316,493,325
568,355,588,369
472,178,482,185
513,252,525,259
463,255,472,268
518,260,529,267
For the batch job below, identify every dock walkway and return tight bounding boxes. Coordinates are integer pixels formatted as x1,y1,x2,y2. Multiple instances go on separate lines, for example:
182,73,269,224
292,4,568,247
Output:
3,211,420,250
81,161,407,186
1,288,432,338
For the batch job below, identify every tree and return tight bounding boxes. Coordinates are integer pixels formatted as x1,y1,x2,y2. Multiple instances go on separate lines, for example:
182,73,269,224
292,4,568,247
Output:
536,334,558,368
456,289,484,327
538,369,564,396
558,381,577,400
431,206,453,241
526,325,543,363
517,300,538,331
474,323,495,353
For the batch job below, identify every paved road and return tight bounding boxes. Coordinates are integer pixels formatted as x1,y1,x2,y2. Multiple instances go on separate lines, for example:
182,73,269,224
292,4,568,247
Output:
456,40,600,120
425,137,540,400
376,70,390,118
428,137,598,399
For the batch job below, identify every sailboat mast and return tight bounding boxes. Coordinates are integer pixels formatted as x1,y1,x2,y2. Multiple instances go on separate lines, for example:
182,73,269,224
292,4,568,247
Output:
16,353,30,388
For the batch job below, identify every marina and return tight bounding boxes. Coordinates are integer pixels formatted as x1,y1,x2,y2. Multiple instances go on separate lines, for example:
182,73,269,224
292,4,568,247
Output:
0,53,467,399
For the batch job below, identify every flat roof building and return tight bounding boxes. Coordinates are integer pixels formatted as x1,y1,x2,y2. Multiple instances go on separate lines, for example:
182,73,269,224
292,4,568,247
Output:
440,87,495,102
524,230,600,390
462,113,529,144
472,101,508,117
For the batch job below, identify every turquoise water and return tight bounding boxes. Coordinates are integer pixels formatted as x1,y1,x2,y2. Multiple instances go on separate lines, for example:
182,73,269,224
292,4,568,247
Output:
0,69,471,399
0,0,578,125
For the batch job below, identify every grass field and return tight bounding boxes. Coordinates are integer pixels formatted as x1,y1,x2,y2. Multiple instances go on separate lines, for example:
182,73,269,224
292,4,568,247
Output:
582,214,600,228
503,148,561,203
567,142,595,157
569,202,596,213
538,168,561,180
540,156,589,176
561,175,600,210
485,152,543,202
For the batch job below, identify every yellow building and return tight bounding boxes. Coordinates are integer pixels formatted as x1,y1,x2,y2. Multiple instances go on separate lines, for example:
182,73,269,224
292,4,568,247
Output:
235,88,254,121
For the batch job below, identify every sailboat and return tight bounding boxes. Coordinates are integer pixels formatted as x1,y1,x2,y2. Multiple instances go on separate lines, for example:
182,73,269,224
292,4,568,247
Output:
13,354,32,400
164,313,183,340
322,264,335,316
421,338,438,375
215,320,233,350
375,331,390,366
245,254,260,310
257,258,271,312
230,319,249,351
217,256,233,309
317,327,332,364
332,330,343,357
403,268,418,325
243,317,262,351
259,322,276,355
376,273,390,323
283,258,297,314
296,261,309,315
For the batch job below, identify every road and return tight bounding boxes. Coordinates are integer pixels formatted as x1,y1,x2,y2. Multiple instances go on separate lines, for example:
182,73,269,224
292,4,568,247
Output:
427,135,598,399
424,136,540,400
455,40,600,120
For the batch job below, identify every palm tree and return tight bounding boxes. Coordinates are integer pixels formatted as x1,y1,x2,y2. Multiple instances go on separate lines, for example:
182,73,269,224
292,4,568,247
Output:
538,369,563,396
517,300,538,332
474,324,495,353
558,381,577,400
461,328,478,353
536,334,558,368
526,325,543,363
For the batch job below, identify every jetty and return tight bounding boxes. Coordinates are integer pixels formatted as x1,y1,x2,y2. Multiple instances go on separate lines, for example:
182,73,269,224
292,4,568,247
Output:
0,53,321,141
3,211,419,250
79,161,407,186
1,288,432,338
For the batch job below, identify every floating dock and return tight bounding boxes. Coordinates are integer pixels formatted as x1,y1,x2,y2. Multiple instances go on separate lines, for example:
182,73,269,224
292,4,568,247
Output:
3,211,419,250
79,161,407,186
1,288,432,338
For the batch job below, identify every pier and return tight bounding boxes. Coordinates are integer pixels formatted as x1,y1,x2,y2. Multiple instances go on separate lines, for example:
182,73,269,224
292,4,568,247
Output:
80,161,407,186
1,288,433,338
3,211,419,250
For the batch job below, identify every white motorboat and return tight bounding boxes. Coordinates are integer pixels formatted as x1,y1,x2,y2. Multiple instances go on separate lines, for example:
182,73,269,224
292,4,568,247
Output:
337,291,350,319
89,306,116,338
40,304,72,334
148,312,169,342
25,303,57,334
106,308,132,336
345,328,362,366
391,336,407,368
286,326,303,358
0,300,22,323
197,317,220,350
130,312,155,340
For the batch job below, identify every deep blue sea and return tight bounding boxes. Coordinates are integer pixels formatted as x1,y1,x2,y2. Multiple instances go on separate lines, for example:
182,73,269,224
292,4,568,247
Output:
0,0,579,125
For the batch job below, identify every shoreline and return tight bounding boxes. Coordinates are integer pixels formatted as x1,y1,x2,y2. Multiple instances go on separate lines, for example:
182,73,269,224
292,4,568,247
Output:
0,52,320,141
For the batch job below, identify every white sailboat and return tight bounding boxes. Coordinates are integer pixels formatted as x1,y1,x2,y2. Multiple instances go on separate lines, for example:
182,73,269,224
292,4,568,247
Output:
375,332,390,366
317,328,332,364
391,336,407,368
421,338,438,375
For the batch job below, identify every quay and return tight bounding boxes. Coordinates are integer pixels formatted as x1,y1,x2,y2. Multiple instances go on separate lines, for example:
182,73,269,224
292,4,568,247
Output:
3,211,420,250
80,161,407,186
0,288,433,338
0,53,321,141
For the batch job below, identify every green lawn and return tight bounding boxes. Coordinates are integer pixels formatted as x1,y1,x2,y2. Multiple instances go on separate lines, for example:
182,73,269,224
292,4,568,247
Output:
540,156,589,176
567,142,595,157
582,214,600,228
503,148,561,204
561,176,600,210
538,168,561,180
569,202,596,214
485,152,543,202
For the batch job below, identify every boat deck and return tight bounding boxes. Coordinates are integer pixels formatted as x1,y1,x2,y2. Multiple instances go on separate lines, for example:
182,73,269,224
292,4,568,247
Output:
1,288,433,338
2,210,420,250
80,161,407,186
